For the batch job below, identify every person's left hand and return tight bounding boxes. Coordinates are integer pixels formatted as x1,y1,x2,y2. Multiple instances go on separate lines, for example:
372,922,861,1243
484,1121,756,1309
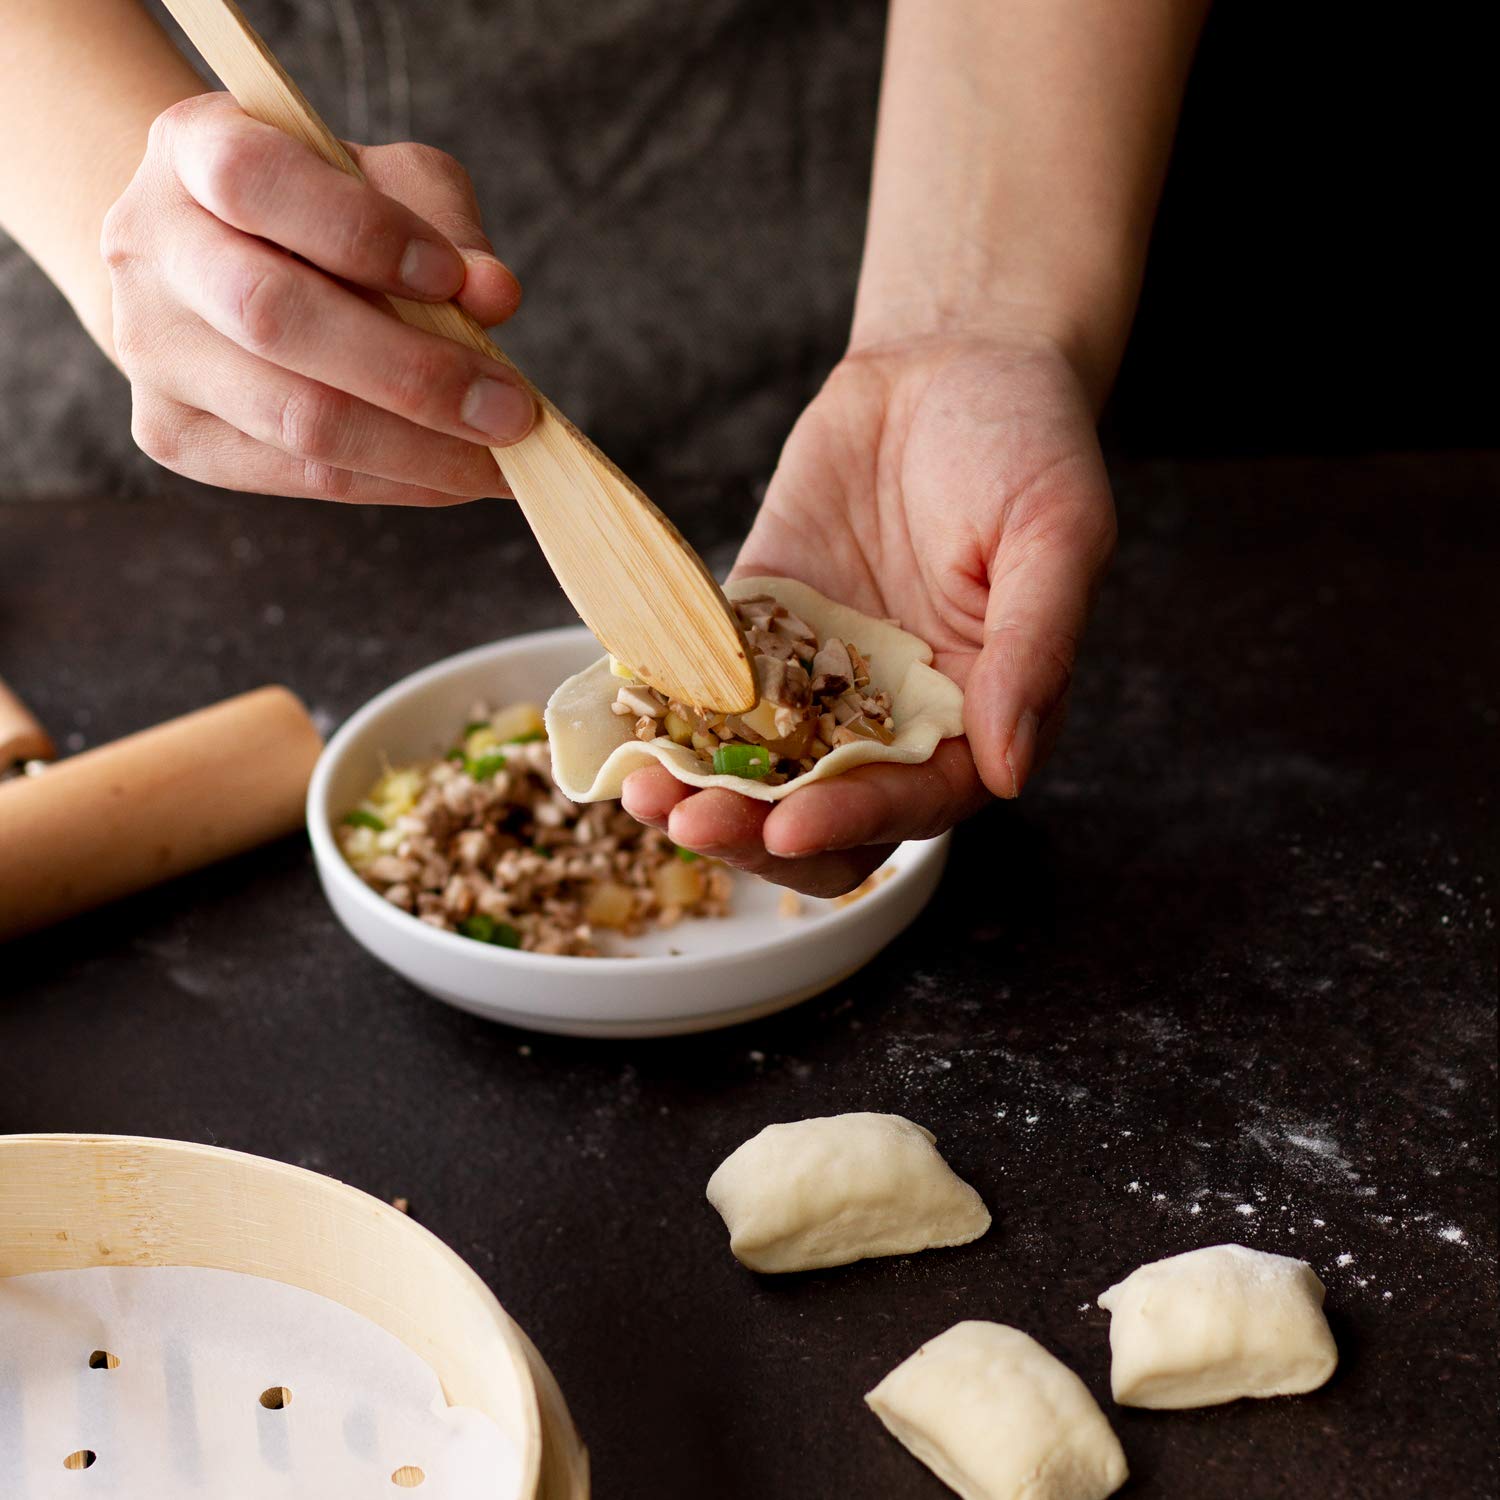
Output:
620,332,1117,895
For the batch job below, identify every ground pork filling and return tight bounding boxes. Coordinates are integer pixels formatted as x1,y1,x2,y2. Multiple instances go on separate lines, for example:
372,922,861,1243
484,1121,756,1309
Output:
337,702,732,956
610,594,896,785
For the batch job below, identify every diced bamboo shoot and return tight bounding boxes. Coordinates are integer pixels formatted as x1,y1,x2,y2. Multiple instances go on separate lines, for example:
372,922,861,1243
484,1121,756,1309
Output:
654,860,704,908
738,699,782,741
490,702,545,741
585,881,636,929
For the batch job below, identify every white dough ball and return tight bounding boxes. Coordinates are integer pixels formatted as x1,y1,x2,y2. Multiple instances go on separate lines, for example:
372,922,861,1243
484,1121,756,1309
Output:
705,1112,990,1273
865,1321,1128,1500
1097,1242,1338,1409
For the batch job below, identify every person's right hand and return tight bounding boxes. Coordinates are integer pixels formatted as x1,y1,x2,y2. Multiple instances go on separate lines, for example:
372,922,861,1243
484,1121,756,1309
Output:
101,92,535,505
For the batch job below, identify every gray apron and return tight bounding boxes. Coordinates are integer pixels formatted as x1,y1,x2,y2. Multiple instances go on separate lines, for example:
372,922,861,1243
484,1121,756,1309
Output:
0,0,885,501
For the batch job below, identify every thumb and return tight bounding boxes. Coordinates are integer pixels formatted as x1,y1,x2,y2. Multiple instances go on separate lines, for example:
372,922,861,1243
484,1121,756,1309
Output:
352,142,522,328
967,492,1116,800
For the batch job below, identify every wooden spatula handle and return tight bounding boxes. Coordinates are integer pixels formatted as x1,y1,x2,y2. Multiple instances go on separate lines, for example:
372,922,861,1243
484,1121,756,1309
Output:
160,0,755,713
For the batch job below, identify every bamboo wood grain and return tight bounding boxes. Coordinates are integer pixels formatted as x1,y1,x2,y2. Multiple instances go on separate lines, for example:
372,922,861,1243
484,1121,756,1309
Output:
0,1134,590,1500
159,0,754,713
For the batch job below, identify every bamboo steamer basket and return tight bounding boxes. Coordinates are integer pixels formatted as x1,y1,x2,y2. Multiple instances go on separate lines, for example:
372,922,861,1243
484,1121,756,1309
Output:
0,1134,589,1498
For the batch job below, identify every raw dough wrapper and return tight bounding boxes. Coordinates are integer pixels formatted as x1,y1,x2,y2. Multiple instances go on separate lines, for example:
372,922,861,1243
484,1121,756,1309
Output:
545,576,966,803
1097,1242,1338,1408
706,1112,990,1273
865,1321,1128,1500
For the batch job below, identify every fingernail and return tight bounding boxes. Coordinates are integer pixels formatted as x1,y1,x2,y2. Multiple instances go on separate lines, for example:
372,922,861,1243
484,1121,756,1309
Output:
461,377,535,443
1002,708,1039,799
765,833,823,859
399,238,461,296
462,250,523,312
461,248,504,274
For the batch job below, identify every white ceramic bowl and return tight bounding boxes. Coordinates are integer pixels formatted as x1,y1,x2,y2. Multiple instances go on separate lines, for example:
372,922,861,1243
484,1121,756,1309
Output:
306,628,949,1037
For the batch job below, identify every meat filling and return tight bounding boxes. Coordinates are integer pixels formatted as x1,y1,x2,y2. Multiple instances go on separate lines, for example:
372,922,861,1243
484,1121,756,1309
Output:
611,595,895,784
338,702,732,955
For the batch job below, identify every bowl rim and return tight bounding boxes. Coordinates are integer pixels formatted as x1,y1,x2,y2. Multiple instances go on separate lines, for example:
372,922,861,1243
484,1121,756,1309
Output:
306,626,942,977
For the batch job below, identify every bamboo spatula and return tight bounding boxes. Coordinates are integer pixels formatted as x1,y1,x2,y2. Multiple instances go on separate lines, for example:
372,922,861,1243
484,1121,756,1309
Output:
160,0,755,713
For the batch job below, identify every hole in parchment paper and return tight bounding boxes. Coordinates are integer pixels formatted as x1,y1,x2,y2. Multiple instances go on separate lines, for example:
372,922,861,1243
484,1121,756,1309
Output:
259,1386,293,1410
88,1350,120,1370
63,1450,97,1470
391,1466,426,1487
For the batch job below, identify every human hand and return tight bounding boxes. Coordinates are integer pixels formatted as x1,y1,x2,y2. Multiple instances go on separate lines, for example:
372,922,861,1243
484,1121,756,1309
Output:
622,334,1117,894
101,93,533,505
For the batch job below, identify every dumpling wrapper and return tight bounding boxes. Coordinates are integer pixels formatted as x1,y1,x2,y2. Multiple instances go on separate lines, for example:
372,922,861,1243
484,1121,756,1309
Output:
1097,1243,1338,1408
544,576,966,804
706,1112,992,1274
865,1322,1129,1500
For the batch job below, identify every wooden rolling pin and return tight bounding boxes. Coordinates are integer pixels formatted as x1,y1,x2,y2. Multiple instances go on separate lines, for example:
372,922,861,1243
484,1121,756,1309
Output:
0,686,322,941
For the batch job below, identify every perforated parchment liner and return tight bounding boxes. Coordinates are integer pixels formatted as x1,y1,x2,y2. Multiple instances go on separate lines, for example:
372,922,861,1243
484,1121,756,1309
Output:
546,576,967,804
0,1266,522,1498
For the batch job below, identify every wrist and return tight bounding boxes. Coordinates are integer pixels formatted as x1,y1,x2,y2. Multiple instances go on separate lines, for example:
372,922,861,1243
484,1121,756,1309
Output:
0,0,204,367
847,276,1129,414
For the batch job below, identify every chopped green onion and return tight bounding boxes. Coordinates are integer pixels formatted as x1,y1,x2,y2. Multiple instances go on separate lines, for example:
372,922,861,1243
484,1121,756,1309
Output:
445,747,465,762
463,719,491,736
458,914,523,949
506,729,546,743
342,809,386,831
465,751,508,781
674,845,701,862
712,743,771,779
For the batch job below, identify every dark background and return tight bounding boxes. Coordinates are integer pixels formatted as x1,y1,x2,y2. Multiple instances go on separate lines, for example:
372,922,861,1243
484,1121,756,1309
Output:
0,0,1482,500
1,3,1495,1498
1107,2,1477,458
2,455,1495,1497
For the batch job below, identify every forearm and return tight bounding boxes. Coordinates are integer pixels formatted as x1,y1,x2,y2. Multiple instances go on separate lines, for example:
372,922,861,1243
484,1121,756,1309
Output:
853,0,1209,407
0,0,203,357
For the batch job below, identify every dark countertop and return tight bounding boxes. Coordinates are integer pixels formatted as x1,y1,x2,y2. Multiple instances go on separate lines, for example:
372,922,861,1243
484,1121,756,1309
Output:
2,451,1495,1499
